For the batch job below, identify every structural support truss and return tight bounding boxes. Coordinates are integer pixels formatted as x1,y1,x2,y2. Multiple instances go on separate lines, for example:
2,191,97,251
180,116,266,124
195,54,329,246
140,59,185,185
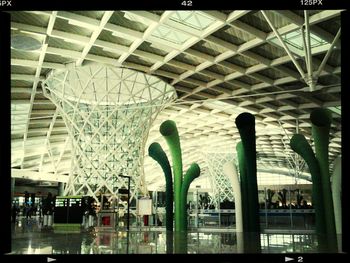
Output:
42,63,176,213
202,151,235,207
261,10,341,92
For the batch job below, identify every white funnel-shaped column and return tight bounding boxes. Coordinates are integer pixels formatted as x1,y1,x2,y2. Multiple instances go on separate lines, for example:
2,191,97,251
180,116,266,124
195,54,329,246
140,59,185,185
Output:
42,64,176,212
223,161,243,253
203,152,235,207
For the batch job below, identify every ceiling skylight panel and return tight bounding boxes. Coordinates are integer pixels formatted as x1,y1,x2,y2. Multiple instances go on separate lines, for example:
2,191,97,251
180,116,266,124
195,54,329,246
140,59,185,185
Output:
283,30,327,49
151,24,191,45
170,11,216,30
269,29,329,56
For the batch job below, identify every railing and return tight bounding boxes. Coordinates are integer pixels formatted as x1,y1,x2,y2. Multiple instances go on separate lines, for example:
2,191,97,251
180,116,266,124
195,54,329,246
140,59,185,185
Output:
115,208,315,231
187,209,315,229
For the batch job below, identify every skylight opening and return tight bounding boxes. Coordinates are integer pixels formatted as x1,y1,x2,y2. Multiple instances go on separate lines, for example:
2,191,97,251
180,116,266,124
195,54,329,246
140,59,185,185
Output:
269,29,329,56
282,29,328,50
151,24,191,45
169,11,216,30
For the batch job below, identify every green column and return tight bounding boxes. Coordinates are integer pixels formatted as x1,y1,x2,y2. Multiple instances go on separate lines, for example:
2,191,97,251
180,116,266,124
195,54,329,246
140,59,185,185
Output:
290,134,327,252
148,142,173,232
235,112,261,253
310,108,337,252
156,119,201,253
175,163,200,253
180,163,200,232
160,120,183,233
331,157,341,252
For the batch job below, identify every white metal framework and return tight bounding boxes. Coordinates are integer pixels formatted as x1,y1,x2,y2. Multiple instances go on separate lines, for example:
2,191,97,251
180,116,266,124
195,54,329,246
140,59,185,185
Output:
203,152,235,207
10,10,341,192
42,64,176,210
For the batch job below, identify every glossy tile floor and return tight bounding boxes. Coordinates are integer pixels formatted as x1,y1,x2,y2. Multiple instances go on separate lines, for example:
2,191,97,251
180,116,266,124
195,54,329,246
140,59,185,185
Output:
10,217,323,254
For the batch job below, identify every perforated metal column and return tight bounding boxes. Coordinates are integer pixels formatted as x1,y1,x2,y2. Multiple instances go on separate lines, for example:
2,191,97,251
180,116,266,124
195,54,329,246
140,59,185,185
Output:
203,152,235,207
43,64,176,214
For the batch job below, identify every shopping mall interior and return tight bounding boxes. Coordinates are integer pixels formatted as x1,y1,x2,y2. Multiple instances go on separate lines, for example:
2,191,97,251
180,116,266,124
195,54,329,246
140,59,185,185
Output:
2,8,347,257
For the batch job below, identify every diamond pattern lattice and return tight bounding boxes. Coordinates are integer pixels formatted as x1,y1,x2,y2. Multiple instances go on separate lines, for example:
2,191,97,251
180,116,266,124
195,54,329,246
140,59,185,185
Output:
42,64,176,213
203,152,236,207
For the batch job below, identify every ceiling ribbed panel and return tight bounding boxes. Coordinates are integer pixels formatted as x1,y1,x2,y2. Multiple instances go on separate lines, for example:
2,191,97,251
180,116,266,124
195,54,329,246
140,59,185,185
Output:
9,10,342,190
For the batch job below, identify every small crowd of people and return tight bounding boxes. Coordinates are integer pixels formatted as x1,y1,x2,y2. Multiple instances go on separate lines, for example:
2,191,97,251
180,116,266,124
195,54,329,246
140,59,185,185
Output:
262,200,313,209
11,192,55,224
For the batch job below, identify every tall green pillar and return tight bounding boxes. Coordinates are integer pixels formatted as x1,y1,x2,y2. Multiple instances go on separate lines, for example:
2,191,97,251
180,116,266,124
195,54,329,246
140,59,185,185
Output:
290,108,337,252
235,112,261,253
150,120,201,253
310,108,337,252
160,120,183,233
290,134,327,252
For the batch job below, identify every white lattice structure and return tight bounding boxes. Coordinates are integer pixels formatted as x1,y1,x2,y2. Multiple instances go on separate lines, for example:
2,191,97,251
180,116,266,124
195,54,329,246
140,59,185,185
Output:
203,152,236,207
42,64,176,212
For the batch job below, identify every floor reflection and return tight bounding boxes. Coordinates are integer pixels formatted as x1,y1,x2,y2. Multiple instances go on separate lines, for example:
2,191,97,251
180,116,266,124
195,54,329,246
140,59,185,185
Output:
10,217,323,254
